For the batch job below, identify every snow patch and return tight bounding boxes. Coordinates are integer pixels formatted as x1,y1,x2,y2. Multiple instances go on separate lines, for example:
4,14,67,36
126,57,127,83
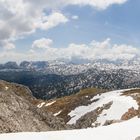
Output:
54,111,62,116
0,118,140,140
96,95,138,125
37,102,45,108
67,89,138,125
45,101,56,107
5,86,9,90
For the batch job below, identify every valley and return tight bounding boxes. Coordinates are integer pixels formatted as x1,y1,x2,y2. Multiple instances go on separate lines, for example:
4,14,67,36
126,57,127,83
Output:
0,61,140,100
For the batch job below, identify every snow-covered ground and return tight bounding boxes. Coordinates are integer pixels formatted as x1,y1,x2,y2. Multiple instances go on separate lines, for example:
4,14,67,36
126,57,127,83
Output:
45,101,56,107
37,101,56,108
68,89,138,125
37,102,45,108
54,110,62,116
0,117,140,140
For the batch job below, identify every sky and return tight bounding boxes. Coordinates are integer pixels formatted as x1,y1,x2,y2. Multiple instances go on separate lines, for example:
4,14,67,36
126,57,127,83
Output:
0,0,140,63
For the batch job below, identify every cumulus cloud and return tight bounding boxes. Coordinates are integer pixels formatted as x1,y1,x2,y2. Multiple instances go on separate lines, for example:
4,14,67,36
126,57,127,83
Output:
0,0,129,61
0,41,15,50
1,38,138,63
58,39,139,61
0,0,128,42
0,0,117,42
3,42,15,50
0,0,36,41
0,1,69,50
38,12,68,30
67,0,128,10
0,1,68,44
32,38,53,49
26,0,128,10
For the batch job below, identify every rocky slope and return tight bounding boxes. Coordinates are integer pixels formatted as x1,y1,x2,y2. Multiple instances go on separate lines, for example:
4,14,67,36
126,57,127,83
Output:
0,80,68,133
38,88,140,129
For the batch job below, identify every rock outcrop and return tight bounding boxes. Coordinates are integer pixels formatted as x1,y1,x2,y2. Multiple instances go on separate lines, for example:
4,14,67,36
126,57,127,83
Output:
0,80,68,133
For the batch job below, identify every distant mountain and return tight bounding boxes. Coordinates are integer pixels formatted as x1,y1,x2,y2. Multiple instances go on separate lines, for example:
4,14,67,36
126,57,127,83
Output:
0,61,19,70
20,61,49,70
1,59,140,75
0,67,140,99
0,60,140,100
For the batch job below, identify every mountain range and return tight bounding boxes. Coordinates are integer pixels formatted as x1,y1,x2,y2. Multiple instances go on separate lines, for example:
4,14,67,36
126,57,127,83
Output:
0,60,140,99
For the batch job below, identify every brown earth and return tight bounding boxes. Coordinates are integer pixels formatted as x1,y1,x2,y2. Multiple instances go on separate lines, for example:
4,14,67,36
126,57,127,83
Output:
42,88,107,123
42,88,140,128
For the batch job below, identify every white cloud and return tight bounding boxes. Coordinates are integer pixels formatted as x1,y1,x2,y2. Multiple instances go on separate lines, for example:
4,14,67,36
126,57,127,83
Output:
0,41,15,50
68,0,128,10
0,1,69,43
32,38,53,49
0,0,71,52
0,0,128,42
38,12,68,30
32,38,139,62
26,0,128,10
59,0,127,9
0,0,127,49
1,38,139,63
0,0,36,42
3,42,15,50
0,0,129,62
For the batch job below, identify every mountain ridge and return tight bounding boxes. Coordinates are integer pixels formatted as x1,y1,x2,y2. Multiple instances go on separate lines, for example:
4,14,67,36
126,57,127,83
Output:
0,60,140,100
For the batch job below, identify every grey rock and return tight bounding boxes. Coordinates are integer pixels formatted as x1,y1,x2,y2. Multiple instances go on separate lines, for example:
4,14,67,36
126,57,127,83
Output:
74,102,113,129
0,80,68,133
135,136,140,140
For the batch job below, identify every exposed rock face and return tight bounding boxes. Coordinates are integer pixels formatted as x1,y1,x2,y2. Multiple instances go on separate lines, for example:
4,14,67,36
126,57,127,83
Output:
121,107,138,120
75,102,113,129
135,136,140,140
0,80,68,133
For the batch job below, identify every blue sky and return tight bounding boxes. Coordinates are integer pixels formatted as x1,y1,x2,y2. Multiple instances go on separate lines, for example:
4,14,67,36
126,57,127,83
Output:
0,0,140,62
16,0,140,51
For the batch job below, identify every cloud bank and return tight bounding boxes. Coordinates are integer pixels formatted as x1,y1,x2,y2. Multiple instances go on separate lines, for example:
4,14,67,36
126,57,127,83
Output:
1,38,139,63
